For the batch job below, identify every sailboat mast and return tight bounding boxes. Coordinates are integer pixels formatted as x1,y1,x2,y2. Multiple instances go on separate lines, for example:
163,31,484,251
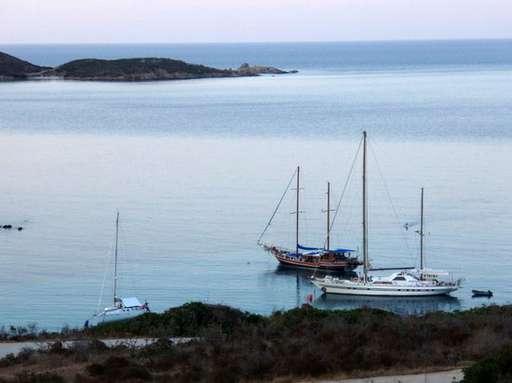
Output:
296,166,300,255
420,187,424,270
326,182,331,251
113,211,119,303
362,131,368,282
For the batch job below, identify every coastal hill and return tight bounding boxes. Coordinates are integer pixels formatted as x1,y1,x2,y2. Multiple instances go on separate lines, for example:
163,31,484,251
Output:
0,51,297,81
54,58,242,81
0,52,49,80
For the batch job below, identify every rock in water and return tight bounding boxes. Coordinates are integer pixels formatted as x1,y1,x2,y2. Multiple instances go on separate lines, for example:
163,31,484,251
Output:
237,63,298,75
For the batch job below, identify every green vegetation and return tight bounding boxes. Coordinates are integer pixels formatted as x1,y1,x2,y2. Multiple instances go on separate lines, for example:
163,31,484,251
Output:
84,302,262,337
0,52,47,80
54,58,240,81
0,51,296,82
2,303,512,382
462,345,512,383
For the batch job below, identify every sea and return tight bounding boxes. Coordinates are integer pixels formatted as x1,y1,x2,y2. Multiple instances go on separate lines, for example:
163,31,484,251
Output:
1,40,512,330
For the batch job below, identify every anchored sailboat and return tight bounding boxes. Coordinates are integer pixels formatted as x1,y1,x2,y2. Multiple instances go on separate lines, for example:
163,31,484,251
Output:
312,132,462,296
259,166,362,272
86,212,149,327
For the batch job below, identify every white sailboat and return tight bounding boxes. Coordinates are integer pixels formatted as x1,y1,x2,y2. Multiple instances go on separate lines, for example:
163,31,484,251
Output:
311,132,462,297
86,212,149,327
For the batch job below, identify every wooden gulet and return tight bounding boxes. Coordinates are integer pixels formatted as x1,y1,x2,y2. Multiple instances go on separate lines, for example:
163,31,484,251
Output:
259,167,362,272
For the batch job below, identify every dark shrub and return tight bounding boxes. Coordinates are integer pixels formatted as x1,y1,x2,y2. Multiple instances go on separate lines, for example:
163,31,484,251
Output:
48,342,67,355
463,345,512,383
85,362,105,376
463,358,499,383
0,348,36,368
86,302,264,338
0,353,17,368
85,356,151,381
14,372,64,383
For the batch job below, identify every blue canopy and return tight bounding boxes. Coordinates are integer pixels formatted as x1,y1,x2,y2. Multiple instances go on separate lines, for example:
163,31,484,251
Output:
298,244,354,253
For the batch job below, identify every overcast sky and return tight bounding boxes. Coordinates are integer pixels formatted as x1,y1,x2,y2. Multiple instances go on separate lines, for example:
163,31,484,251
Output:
2,0,512,44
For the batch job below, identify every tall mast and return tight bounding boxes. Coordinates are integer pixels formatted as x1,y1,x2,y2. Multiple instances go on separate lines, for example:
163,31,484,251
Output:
113,211,119,303
362,131,368,282
295,166,300,255
420,187,424,270
326,182,331,251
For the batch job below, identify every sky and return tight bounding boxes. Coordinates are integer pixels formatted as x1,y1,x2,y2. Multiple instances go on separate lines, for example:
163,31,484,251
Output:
1,0,512,44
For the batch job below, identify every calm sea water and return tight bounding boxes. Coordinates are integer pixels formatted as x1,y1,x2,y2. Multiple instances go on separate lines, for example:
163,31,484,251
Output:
0,40,512,330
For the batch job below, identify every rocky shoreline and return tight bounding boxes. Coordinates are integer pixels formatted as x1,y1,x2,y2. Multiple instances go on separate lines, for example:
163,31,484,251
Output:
0,51,297,82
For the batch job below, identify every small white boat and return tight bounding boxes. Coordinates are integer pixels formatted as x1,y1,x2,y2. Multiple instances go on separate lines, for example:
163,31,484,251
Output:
85,212,149,327
87,297,149,326
312,132,462,297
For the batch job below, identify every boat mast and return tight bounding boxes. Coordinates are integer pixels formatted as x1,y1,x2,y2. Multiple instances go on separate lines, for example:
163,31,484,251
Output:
326,182,331,251
113,211,119,304
362,131,368,282
420,187,424,271
295,166,300,255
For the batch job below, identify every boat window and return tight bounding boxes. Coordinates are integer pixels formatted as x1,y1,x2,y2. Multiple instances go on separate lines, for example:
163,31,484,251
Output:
393,276,406,281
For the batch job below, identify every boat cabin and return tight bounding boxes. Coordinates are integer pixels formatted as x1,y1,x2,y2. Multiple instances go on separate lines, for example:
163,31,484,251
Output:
372,271,421,284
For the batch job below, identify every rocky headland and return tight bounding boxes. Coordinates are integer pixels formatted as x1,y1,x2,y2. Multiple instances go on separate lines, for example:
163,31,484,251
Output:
0,52,50,81
0,52,297,82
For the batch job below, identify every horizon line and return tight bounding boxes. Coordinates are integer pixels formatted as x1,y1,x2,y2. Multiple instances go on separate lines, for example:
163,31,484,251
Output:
2,37,512,46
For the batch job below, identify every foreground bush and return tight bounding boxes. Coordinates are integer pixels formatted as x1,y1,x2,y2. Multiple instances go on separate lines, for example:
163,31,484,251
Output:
85,302,263,338
2,303,512,382
463,345,512,383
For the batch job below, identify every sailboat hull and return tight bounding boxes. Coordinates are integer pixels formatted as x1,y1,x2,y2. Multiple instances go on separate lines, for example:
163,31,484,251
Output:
312,279,458,297
88,306,147,327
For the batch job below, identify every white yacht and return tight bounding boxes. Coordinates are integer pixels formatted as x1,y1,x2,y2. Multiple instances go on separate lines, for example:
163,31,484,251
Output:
311,132,462,297
85,212,149,327
313,270,459,296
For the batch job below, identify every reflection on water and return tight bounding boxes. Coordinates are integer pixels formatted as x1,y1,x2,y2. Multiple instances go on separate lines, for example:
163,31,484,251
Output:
273,264,357,279
313,294,461,316
272,265,461,315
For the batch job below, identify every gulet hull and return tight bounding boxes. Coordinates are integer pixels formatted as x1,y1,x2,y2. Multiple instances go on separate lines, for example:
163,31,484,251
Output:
265,245,362,272
276,255,358,271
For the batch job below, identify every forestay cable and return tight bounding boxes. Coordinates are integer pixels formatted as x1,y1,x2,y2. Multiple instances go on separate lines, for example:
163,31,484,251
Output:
324,136,363,247
368,139,413,259
97,241,114,312
257,168,298,245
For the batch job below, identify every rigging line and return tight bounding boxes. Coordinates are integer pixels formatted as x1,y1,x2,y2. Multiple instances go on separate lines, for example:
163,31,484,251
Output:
97,241,115,312
324,136,363,248
368,139,414,259
257,167,298,245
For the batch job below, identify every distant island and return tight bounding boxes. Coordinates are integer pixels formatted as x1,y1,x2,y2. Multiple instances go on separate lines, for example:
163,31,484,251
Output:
0,52,50,81
0,51,298,82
